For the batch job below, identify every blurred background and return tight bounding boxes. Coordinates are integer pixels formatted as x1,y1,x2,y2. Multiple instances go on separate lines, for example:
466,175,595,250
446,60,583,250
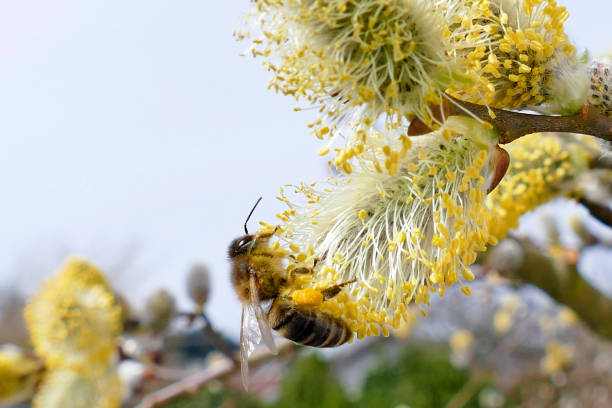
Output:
0,1,611,407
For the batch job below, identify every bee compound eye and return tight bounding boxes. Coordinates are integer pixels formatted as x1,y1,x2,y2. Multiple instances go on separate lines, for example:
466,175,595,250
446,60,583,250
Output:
233,235,255,253
239,236,255,250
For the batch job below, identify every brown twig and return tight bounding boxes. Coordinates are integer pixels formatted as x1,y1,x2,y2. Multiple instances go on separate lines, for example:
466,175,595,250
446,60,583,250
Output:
148,365,192,382
175,311,240,365
201,313,240,365
591,154,612,170
134,341,296,408
578,197,612,227
485,237,612,340
409,98,612,144
444,373,489,408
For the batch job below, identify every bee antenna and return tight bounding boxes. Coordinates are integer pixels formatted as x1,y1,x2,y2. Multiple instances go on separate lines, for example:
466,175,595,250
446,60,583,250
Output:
244,197,263,234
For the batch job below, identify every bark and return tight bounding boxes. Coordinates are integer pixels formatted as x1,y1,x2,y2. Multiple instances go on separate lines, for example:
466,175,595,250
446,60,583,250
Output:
486,238,612,340
578,197,612,227
409,98,612,144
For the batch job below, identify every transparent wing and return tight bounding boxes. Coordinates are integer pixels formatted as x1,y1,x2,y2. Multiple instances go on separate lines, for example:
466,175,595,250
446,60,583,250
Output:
240,303,261,391
249,275,277,355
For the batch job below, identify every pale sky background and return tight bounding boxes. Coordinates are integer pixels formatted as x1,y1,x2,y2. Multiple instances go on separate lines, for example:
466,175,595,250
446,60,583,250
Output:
0,0,610,339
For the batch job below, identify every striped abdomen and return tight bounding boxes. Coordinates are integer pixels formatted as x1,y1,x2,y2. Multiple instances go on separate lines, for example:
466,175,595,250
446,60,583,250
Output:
268,298,352,347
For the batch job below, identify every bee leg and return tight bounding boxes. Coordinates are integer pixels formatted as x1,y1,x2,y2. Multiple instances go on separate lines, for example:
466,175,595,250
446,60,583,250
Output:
320,278,357,300
288,256,318,280
288,255,318,267
292,266,313,274
288,266,313,283
258,225,280,240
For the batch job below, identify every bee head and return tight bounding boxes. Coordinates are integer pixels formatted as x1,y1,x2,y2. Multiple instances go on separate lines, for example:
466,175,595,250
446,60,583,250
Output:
228,234,256,258
229,197,263,258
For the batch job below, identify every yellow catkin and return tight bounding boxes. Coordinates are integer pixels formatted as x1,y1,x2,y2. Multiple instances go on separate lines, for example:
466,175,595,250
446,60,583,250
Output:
24,258,122,372
0,347,41,405
486,133,592,241
450,0,576,110
238,0,491,172
274,119,499,338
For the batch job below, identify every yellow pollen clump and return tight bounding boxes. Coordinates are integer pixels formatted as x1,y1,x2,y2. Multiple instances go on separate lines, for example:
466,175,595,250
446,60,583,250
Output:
291,288,324,306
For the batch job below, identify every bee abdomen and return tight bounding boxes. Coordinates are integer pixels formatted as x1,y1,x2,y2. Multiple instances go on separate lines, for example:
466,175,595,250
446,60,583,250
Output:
269,300,352,348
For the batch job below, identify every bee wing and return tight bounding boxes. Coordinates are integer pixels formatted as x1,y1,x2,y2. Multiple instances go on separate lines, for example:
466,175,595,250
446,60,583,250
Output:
240,303,260,391
249,274,277,355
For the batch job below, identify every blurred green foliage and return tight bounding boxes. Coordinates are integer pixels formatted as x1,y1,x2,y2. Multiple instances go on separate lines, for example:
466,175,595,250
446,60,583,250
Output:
271,353,348,408
161,345,486,408
161,387,262,408
356,346,481,408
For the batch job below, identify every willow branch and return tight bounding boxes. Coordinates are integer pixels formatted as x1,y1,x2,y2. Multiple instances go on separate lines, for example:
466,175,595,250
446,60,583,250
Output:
591,154,612,171
134,341,296,408
578,198,612,227
201,313,240,365
444,373,489,408
486,238,612,340
409,98,612,144
175,311,240,365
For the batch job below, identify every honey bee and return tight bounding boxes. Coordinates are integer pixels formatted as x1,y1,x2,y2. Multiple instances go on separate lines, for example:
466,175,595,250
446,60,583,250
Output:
228,198,354,389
